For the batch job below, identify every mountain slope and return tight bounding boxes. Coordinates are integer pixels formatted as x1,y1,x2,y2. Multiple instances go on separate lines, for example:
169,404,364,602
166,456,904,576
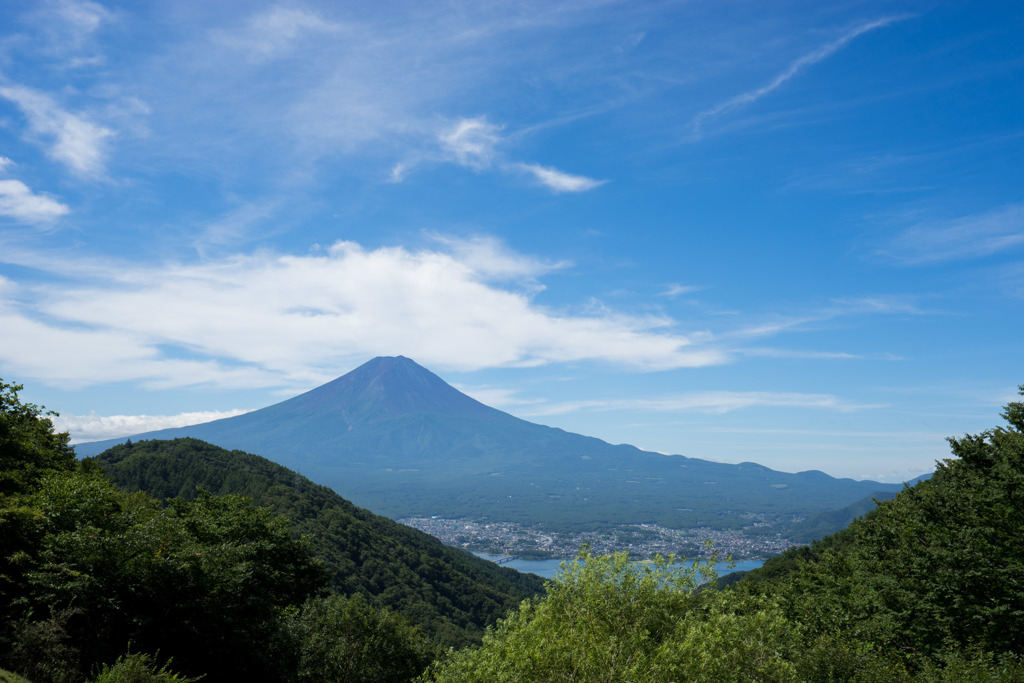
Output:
784,490,899,544
77,356,906,531
92,437,546,648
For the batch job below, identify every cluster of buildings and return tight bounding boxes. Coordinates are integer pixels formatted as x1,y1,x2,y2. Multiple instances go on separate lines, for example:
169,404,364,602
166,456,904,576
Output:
399,516,796,560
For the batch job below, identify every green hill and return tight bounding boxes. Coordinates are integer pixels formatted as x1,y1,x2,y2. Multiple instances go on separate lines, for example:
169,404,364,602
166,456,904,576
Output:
783,489,899,544
92,436,548,651
7,376,1024,680
92,437,545,648
732,388,1024,664
419,388,1024,681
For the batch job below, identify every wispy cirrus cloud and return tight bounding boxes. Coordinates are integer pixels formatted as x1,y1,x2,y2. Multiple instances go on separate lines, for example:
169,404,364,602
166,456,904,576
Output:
0,85,115,177
456,385,547,411
214,6,346,62
392,116,606,192
162,5,612,192
659,283,705,298
439,117,503,170
521,390,882,417
47,0,111,36
691,15,910,137
20,0,115,66
730,295,926,340
738,348,864,360
428,234,569,282
879,203,1024,265
516,163,606,193
192,199,284,257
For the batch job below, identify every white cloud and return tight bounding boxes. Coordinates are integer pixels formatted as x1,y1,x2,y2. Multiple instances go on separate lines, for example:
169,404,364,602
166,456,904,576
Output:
54,409,253,444
52,0,113,41
826,296,924,315
439,117,503,170
428,234,569,282
388,161,413,183
731,316,819,339
880,203,1024,265
99,5,616,193
0,302,286,391
522,390,881,417
0,179,70,222
659,283,704,298
692,15,909,136
517,163,606,193
739,348,863,360
0,239,727,389
428,118,605,192
455,385,546,410
0,85,114,176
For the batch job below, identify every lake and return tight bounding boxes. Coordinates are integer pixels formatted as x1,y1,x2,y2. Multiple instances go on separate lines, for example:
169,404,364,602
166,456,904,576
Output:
473,552,764,580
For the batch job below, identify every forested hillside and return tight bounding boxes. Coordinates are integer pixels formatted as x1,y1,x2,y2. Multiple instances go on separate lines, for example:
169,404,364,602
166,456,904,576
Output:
0,379,525,682
782,489,899,544
92,437,544,647
424,387,1024,681
5,376,1024,681
0,380,327,681
734,386,1024,661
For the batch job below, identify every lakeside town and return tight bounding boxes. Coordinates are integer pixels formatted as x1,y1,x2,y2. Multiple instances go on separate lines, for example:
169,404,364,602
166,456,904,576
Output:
399,516,798,561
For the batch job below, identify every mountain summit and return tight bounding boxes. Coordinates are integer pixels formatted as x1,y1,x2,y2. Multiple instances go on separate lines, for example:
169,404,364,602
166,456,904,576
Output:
282,355,503,426
77,356,902,530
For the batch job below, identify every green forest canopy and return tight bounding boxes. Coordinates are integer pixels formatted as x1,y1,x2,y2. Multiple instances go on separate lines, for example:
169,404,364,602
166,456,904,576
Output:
3,377,1024,681
425,385,1024,681
92,437,545,648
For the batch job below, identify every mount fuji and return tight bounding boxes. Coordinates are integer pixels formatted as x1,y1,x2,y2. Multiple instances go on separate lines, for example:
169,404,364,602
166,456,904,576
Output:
76,356,904,530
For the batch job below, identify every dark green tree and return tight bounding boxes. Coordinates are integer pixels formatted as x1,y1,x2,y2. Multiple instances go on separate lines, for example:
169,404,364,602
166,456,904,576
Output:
0,379,75,496
90,650,199,683
742,385,1024,671
1,471,327,682
423,551,818,682
93,437,545,648
284,593,436,682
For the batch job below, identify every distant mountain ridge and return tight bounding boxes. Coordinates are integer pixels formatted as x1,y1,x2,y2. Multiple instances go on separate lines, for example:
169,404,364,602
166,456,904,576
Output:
77,356,906,531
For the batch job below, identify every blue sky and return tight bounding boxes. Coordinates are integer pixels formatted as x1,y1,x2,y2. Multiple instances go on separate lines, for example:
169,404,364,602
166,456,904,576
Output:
1,0,1022,482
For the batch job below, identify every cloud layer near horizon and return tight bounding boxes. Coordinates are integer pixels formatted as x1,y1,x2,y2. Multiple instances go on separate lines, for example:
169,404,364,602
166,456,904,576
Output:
0,238,725,391
54,408,252,444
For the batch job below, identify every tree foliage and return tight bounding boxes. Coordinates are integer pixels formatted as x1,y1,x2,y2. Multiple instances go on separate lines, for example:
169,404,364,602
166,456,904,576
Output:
738,384,1024,673
7,376,1024,681
0,377,492,682
93,437,545,648
423,551,818,682
0,470,327,681
0,380,75,496
283,593,436,683
91,651,199,683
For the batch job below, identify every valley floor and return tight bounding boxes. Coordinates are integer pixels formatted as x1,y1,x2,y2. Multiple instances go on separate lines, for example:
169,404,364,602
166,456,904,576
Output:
399,516,797,560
